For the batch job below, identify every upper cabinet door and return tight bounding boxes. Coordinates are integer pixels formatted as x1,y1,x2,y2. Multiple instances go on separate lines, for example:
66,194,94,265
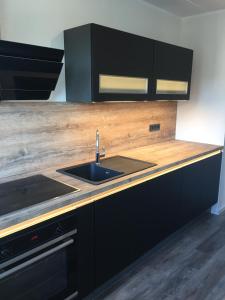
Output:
154,41,193,100
92,24,154,101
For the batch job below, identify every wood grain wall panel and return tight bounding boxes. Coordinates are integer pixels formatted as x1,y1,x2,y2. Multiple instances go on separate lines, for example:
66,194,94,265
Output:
0,101,177,179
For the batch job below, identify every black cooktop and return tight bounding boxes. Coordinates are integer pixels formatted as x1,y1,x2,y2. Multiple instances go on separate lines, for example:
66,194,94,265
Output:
0,175,78,217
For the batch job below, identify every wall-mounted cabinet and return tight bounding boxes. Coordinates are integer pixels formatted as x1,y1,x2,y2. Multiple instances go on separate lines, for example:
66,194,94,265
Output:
154,41,193,100
64,23,193,102
91,24,154,101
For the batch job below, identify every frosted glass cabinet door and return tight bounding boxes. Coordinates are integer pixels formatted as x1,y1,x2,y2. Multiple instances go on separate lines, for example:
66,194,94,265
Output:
92,24,154,101
156,79,189,95
154,41,193,100
99,75,149,94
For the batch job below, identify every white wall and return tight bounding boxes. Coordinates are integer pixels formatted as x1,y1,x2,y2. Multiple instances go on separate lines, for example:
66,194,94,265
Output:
177,11,225,213
0,0,181,101
0,0,3,38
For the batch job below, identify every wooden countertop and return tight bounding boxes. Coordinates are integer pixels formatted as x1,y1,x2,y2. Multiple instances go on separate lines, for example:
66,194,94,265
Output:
0,139,223,238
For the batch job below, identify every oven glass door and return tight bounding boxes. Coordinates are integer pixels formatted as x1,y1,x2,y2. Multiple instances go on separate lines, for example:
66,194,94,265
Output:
0,230,78,300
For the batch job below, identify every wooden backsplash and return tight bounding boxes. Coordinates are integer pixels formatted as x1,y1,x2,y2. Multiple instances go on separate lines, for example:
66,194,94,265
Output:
0,101,177,179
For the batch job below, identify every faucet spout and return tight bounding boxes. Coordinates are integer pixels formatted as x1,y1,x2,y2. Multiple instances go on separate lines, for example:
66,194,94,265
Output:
95,129,105,165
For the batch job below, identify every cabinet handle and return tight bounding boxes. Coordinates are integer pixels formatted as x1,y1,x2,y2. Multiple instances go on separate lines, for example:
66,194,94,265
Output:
65,291,79,300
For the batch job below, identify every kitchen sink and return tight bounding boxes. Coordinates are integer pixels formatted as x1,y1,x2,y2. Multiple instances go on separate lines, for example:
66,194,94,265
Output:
57,156,156,185
58,162,124,185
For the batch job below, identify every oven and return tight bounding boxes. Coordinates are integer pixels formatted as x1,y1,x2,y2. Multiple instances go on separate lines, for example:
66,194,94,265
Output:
0,214,78,300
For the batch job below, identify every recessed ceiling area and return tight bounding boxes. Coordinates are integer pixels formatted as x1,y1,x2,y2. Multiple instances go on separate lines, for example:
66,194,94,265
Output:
142,0,225,17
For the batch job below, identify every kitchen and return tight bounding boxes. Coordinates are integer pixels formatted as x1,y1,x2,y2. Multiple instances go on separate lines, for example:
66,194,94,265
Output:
0,0,225,299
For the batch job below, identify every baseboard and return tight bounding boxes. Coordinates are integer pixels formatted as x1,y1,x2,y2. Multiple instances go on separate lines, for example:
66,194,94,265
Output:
211,203,225,215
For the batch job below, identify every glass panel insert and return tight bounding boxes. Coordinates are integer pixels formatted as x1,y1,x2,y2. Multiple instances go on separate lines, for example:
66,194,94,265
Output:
156,79,188,95
99,74,148,94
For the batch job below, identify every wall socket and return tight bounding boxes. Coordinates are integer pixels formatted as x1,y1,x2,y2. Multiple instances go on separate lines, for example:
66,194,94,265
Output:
149,124,161,132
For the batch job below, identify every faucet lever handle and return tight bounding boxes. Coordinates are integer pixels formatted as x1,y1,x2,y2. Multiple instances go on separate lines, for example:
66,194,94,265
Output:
100,147,106,158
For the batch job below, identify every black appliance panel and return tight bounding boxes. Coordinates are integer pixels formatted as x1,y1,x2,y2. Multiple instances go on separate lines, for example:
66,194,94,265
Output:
0,40,64,62
0,55,63,91
0,214,78,300
0,90,51,100
0,40,64,100
0,175,78,217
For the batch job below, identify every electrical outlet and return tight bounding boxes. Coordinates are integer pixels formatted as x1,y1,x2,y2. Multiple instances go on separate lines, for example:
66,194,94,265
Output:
149,124,160,132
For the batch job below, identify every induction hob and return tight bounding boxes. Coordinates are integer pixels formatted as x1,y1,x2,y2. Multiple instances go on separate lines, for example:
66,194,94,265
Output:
0,175,79,217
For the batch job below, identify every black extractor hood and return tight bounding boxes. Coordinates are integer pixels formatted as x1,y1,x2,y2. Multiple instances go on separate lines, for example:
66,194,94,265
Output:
0,40,64,100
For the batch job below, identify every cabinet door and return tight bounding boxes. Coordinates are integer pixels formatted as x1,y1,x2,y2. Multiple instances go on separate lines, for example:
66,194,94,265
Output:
94,170,182,287
154,41,193,100
180,154,222,226
76,204,95,299
92,24,154,101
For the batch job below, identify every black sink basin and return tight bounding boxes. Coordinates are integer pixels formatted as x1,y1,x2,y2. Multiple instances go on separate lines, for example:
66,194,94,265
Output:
58,156,156,185
58,162,124,185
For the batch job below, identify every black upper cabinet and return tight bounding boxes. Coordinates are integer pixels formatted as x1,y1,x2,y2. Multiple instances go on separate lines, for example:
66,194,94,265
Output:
64,24,154,102
154,41,193,100
92,25,153,77
64,23,193,102
92,24,154,101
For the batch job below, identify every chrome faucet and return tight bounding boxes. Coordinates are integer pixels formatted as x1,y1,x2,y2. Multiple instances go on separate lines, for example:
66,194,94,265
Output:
96,129,106,165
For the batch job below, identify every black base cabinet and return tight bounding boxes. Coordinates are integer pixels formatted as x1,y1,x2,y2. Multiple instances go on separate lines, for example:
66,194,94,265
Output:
75,204,95,299
94,170,183,287
180,154,222,226
93,154,222,289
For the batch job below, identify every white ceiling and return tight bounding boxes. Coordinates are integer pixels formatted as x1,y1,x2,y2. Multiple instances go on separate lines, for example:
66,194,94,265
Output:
142,0,225,17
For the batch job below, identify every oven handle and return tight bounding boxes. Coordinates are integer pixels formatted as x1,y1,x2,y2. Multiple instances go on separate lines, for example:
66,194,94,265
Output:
0,228,77,270
65,291,79,300
0,238,74,280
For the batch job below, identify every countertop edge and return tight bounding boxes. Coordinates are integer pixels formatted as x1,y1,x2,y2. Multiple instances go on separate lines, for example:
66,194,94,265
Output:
0,146,223,239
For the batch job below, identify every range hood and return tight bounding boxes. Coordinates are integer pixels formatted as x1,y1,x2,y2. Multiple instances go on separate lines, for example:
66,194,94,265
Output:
0,40,64,100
